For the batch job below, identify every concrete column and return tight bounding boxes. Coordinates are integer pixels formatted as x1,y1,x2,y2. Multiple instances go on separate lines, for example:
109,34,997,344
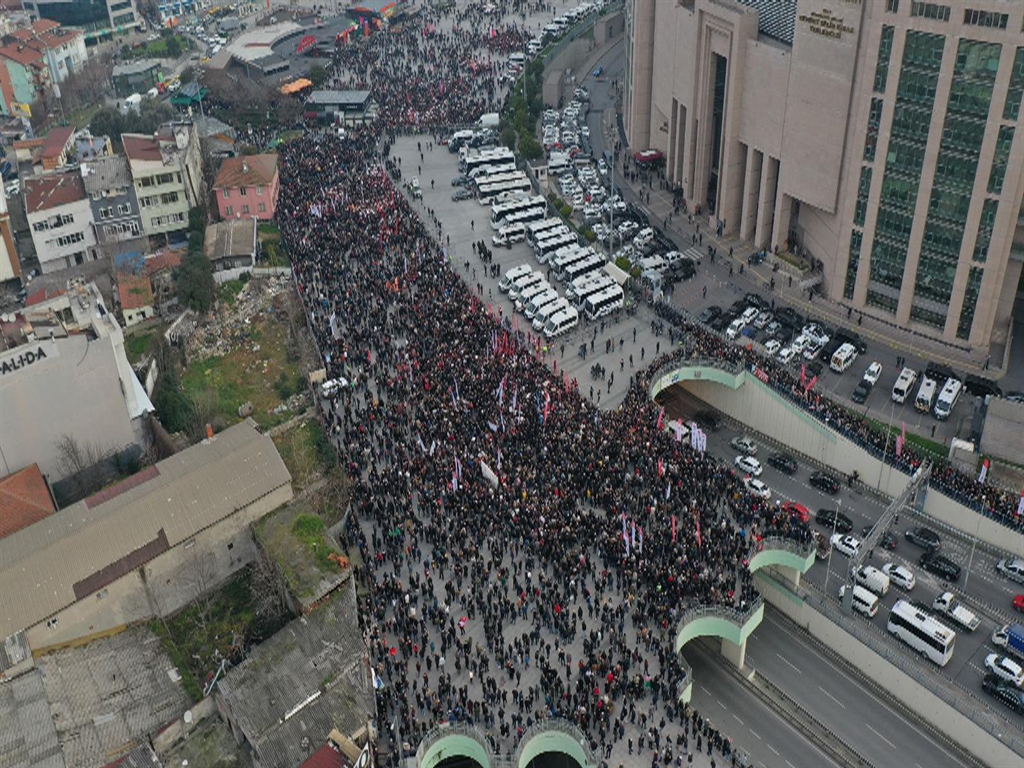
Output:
720,637,746,669
772,191,792,253
754,155,778,249
626,0,657,150
775,565,801,589
739,145,761,242
720,138,745,237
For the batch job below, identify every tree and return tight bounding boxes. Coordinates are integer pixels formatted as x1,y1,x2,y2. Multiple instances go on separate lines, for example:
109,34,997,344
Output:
164,35,182,59
518,133,543,161
308,64,328,87
153,365,194,434
499,124,517,149
175,249,216,313
180,66,195,85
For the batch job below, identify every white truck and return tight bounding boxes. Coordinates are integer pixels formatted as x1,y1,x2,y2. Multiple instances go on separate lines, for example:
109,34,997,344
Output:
477,112,500,130
932,592,980,632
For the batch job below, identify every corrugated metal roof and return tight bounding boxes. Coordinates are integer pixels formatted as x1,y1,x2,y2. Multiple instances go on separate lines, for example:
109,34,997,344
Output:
738,0,798,45
0,420,291,640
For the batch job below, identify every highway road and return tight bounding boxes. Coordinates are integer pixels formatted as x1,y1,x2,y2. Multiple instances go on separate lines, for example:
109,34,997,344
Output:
658,384,1024,746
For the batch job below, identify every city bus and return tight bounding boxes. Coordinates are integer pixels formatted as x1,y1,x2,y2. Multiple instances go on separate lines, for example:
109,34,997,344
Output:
583,284,625,320
535,232,579,262
490,194,546,229
503,205,549,229
560,253,605,284
532,228,572,258
887,599,956,666
526,217,567,246
478,175,533,204
566,274,614,306
461,147,515,175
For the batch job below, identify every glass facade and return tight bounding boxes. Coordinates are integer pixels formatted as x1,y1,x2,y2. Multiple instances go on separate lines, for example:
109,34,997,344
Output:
973,198,998,263
957,267,984,340
844,231,862,300
911,39,1000,330
1003,47,1024,122
31,0,109,32
863,98,884,162
873,26,895,93
706,54,728,215
987,126,1014,195
854,167,872,227
866,30,945,314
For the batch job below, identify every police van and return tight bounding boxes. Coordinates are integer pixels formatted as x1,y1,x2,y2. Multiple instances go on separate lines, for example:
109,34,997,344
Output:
933,378,962,421
543,306,579,338
914,377,937,413
492,223,526,248
891,367,918,404
839,584,880,618
499,264,532,292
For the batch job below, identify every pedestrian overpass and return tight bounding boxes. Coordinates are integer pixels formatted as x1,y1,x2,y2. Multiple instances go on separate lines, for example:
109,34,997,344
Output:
416,719,596,768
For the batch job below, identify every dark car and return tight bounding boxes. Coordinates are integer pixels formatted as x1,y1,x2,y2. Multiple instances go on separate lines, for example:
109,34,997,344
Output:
729,299,749,314
920,551,961,581
695,410,722,431
671,260,697,280
774,324,796,344
776,306,804,328
983,674,1024,714
712,311,737,332
852,380,873,404
835,329,867,354
806,360,824,378
451,174,471,186
451,188,473,201
744,293,769,310
768,452,798,475
816,508,853,534
819,338,844,363
905,526,941,551
964,374,1002,398
698,305,722,324
809,471,840,495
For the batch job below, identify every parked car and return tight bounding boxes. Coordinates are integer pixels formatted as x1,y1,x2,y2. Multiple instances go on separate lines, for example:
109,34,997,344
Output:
982,673,1024,714
777,347,797,364
851,380,872,404
905,527,941,551
767,453,798,475
815,508,853,534
1015,594,1024,613
764,340,782,357
919,551,961,581
882,563,916,591
809,471,840,495
863,362,883,385
730,435,758,456
698,306,722,324
744,477,771,499
695,410,721,431
782,501,811,524
452,188,473,201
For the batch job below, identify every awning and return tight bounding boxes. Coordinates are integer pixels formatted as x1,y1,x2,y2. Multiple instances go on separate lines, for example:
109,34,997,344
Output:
280,78,313,95
603,262,629,286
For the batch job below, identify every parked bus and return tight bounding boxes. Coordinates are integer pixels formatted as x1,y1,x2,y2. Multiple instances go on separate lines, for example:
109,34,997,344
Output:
532,297,570,331
887,599,956,666
567,274,614,306
478,175,533,204
460,147,515,175
469,162,517,180
549,244,590,271
503,205,549,230
490,194,546,229
561,253,606,284
543,306,580,339
526,217,567,246
532,228,572,260
535,232,579,263
583,284,624,320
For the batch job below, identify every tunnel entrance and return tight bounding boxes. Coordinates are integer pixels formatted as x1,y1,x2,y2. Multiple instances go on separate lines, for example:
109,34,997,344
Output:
522,755,583,768
435,757,485,768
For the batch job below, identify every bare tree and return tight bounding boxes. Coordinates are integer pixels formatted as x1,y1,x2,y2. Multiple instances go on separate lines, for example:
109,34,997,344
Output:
183,546,219,631
247,546,287,622
54,433,111,497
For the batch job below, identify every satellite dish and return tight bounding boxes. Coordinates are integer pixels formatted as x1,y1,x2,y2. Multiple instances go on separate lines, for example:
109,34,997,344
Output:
183,711,193,724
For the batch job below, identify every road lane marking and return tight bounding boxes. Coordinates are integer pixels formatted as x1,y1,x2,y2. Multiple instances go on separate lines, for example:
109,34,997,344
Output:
733,714,745,725
865,723,897,750
776,652,803,674
749,729,762,740
701,685,711,695
767,743,780,755
718,698,727,710
786,761,797,768
818,686,846,709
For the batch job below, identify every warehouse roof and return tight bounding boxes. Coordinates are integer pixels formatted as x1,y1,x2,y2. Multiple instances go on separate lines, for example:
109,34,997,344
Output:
0,419,291,640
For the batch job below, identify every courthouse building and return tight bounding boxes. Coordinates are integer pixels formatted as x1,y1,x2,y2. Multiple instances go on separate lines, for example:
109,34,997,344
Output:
625,0,1024,353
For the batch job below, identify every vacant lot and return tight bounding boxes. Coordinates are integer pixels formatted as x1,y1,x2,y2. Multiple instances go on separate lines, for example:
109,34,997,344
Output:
272,418,336,488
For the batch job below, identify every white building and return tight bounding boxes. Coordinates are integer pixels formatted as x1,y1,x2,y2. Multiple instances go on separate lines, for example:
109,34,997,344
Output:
123,122,204,240
24,171,98,273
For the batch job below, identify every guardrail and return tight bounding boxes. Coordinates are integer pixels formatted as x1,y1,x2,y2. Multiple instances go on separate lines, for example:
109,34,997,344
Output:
513,717,598,768
796,578,1024,756
676,596,764,632
754,534,817,561
414,721,493,766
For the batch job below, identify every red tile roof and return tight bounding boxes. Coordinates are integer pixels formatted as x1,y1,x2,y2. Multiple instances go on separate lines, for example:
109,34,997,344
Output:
0,464,56,540
145,250,184,276
41,125,73,160
24,172,85,213
0,44,44,67
300,743,354,768
122,134,163,163
214,153,278,190
24,287,65,306
118,273,154,311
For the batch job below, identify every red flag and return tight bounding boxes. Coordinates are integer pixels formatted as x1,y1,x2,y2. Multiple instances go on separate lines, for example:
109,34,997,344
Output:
658,459,664,477
896,421,906,457
671,515,677,544
656,406,665,430
694,511,702,547
804,375,818,392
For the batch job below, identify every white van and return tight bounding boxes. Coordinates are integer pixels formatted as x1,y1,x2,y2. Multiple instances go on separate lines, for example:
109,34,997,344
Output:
839,584,880,618
492,223,526,248
515,280,552,312
508,52,526,69
854,565,890,596
542,23,561,40
508,271,544,301
544,306,580,338
527,38,542,55
891,367,918,404
499,264,532,293
548,152,570,175
914,378,937,413
830,343,858,374
524,288,559,320
933,378,962,420
533,298,570,330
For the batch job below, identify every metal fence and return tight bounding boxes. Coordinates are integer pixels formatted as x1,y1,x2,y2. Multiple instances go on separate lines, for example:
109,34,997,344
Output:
513,717,598,768
676,596,764,634
755,534,816,561
413,721,492,765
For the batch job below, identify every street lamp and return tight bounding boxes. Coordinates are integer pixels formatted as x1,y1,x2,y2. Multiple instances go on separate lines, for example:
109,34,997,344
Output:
823,498,840,598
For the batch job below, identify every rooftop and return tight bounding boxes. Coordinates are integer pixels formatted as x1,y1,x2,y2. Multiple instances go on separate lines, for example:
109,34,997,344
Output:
145,249,184,276
216,585,374,768
117,272,154,311
40,125,73,160
738,0,797,45
205,218,256,259
0,668,64,768
307,90,372,107
81,154,132,194
0,419,291,640
24,172,86,214
0,464,56,541
213,153,278,190
112,58,162,77
121,133,162,163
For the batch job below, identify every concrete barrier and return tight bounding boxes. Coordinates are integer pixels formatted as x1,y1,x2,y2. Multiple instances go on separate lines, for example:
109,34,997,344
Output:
755,571,1023,767
515,719,596,768
650,362,1024,553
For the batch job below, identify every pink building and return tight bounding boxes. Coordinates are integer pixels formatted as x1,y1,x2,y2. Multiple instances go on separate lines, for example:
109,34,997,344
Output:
213,154,279,222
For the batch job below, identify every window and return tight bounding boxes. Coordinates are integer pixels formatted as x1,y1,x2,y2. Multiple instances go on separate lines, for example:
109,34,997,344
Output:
118,203,132,214
222,188,230,198
160,191,180,205
256,186,264,195
910,2,950,22
844,230,862,300
55,232,85,247
258,203,266,213
987,126,1014,194
242,205,250,214
963,9,1008,29
863,98,884,161
156,172,175,185
225,206,233,216
854,167,872,227
100,206,113,219
886,0,899,11
240,187,247,196
957,267,983,339
138,176,154,188
33,221,49,232
873,26,895,93
1004,48,1024,122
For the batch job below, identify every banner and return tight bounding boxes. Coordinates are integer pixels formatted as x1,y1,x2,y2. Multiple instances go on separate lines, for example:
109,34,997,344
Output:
978,458,989,484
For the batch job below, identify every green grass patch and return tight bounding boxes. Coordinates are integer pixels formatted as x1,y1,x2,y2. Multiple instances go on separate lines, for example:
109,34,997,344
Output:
217,279,246,306
125,331,154,363
257,222,280,241
272,419,336,487
774,250,809,271
149,566,290,702
254,501,346,600
292,514,336,571
132,35,189,59
262,240,290,267
866,416,947,460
